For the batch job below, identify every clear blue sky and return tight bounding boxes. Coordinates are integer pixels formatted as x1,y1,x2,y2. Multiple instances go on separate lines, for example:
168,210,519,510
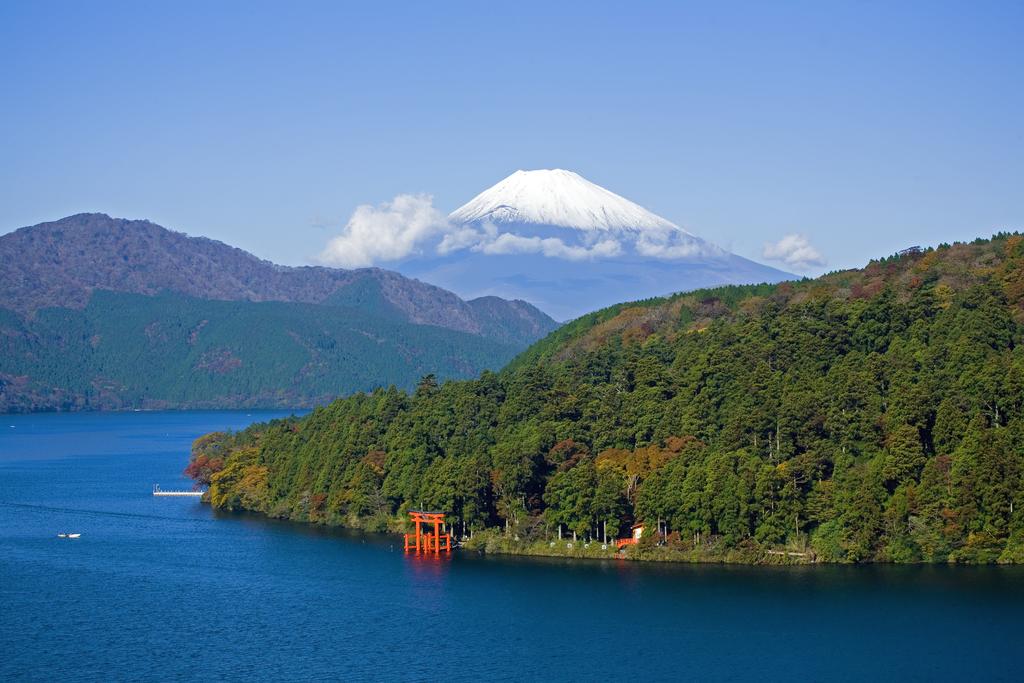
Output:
2,1,1021,274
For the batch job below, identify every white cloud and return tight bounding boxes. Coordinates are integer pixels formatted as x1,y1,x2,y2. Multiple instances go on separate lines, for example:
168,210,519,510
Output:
762,233,826,270
319,194,448,268
319,192,728,267
628,225,722,260
437,225,487,255
636,234,708,259
478,232,622,260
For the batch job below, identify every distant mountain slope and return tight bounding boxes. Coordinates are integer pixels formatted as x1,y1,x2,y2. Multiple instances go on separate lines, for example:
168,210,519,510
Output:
0,214,558,411
465,296,559,347
0,213,556,345
400,169,793,320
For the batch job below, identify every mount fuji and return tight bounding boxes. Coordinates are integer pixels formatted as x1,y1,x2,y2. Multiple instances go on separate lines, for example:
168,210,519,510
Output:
449,169,682,233
395,170,793,320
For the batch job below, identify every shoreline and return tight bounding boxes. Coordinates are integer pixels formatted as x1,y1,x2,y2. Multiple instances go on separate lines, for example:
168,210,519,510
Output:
458,529,816,565
202,502,1024,567
207,504,822,566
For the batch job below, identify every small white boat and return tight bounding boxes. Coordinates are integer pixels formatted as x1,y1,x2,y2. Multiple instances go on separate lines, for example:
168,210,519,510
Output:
57,533,67,538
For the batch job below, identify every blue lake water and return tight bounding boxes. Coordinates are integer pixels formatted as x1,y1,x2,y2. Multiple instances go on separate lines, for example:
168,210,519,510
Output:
1,411,1022,682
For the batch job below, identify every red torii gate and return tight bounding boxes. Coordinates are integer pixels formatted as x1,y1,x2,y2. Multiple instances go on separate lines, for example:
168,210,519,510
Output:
404,510,452,554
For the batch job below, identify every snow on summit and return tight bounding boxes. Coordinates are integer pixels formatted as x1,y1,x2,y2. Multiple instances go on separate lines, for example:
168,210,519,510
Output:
449,169,685,233
323,168,794,320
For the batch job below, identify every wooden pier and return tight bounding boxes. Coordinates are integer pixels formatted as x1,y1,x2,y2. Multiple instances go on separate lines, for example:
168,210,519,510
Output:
153,484,205,497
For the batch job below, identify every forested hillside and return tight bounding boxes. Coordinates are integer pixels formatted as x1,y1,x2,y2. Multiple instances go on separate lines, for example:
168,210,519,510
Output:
190,234,1024,563
0,291,529,411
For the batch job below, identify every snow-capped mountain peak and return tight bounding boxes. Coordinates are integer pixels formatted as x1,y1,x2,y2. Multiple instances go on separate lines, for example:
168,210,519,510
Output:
328,167,793,320
449,169,685,233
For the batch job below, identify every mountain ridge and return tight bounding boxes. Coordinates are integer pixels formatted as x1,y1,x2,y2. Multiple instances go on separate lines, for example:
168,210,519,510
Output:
0,213,556,345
